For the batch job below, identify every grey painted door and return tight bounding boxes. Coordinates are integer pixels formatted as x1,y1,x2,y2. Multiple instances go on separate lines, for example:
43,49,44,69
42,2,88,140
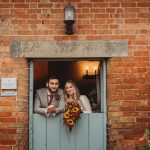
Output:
33,113,104,150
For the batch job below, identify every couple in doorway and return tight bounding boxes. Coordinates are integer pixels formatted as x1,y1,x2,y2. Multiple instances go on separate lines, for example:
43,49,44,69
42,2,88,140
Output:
34,75,92,117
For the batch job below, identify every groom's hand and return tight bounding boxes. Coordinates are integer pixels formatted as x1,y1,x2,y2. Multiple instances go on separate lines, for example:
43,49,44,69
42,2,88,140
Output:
47,105,56,113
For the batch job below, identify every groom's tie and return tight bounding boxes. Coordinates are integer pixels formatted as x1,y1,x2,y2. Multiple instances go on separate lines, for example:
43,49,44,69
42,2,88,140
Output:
49,95,54,105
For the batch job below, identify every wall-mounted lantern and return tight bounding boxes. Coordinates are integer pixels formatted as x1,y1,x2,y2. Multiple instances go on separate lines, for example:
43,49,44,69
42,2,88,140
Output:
64,3,75,35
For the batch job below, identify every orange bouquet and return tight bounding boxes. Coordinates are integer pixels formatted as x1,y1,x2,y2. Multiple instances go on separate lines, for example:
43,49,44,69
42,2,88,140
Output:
63,100,82,132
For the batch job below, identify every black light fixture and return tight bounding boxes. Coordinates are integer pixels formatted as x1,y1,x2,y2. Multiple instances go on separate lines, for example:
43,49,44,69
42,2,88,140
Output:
64,3,75,35
83,68,98,80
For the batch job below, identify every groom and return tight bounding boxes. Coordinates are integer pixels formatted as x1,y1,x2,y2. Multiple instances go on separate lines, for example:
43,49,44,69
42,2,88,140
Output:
34,75,64,117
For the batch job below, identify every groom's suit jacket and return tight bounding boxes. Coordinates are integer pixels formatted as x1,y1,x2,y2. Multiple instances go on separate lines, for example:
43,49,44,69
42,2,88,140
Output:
34,88,64,116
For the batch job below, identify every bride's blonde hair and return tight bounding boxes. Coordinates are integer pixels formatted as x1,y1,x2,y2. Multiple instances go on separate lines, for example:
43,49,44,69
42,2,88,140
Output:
64,80,80,100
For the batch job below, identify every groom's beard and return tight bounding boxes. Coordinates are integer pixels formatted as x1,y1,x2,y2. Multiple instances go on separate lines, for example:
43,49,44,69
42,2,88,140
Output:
49,87,58,93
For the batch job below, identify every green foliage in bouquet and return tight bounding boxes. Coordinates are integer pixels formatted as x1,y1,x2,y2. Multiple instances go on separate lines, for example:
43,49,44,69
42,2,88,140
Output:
139,129,150,150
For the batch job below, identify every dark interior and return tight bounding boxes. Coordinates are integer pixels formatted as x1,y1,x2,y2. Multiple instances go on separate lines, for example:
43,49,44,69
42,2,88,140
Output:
33,60,101,112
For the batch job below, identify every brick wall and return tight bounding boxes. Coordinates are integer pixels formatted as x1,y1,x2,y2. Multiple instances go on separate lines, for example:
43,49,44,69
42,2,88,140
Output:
0,0,150,150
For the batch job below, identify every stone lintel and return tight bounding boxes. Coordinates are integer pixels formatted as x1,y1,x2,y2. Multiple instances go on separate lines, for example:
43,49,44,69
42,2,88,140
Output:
11,40,128,58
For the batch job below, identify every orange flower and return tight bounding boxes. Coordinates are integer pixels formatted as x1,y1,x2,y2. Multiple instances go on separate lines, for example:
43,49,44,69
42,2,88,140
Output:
72,107,79,113
64,112,70,119
67,119,75,126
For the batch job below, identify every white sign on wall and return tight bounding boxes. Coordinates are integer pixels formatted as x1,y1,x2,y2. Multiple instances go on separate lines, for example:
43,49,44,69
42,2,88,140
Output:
1,78,17,96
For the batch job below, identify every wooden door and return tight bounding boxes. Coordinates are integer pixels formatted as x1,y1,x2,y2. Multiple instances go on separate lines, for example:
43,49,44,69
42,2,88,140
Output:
29,60,107,150
33,113,105,150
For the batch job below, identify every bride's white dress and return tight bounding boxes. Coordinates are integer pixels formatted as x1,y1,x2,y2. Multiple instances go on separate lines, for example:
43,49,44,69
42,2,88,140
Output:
79,95,92,113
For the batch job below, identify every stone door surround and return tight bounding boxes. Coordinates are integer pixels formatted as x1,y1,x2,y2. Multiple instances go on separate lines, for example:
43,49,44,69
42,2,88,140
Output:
11,40,128,58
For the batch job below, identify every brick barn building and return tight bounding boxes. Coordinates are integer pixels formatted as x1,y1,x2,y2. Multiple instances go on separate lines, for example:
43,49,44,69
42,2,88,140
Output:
0,0,150,150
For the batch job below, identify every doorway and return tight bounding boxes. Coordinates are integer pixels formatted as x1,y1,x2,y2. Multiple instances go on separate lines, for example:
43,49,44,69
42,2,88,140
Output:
29,59,107,150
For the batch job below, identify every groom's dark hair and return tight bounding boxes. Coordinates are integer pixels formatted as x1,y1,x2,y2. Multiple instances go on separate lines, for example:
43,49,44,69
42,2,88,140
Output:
47,74,59,83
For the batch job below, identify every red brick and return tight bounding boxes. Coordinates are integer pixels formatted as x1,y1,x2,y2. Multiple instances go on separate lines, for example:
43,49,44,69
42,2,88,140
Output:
51,9,63,13
0,102,12,106
0,129,16,134
29,3,38,8
125,19,139,23
137,2,150,7
0,146,12,150
11,0,25,2
78,3,92,8
0,140,16,145
124,90,137,95
27,20,41,24
110,25,119,29
0,112,12,117
133,40,149,45
124,146,137,150
116,8,123,13
38,3,53,8
123,112,139,117
136,106,150,111
139,19,149,23
14,4,29,8
0,118,16,122
125,8,140,13
139,112,149,117
124,101,141,107
94,14,109,18
42,20,61,24
109,3,120,7
89,30,97,34
93,3,108,7
98,30,113,34
11,20,27,24
78,14,93,19
120,106,136,112
110,14,120,18
2,0,9,2
90,8,105,13
81,8,89,13
30,14,38,19
13,13,30,19
91,0,114,1
121,14,136,18
26,0,40,2
136,29,148,34
91,19,107,24
0,4,13,8
106,8,115,13
136,118,150,122
53,0,65,1
94,25,109,29
16,30,32,35
78,25,93,29
138,13,150,18
16,118,28,122
121,3,136,7
122,140,134,145
27,9,41,13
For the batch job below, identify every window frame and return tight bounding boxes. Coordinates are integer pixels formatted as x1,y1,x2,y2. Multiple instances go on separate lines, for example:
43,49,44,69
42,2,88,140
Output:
29,58,107,150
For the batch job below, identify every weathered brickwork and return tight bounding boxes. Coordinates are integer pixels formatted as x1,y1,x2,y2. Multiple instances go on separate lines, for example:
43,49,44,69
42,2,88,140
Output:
0,0,150,150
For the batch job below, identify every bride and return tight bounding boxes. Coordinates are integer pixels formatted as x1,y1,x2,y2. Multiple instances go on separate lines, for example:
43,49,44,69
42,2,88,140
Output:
64,80,92,113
